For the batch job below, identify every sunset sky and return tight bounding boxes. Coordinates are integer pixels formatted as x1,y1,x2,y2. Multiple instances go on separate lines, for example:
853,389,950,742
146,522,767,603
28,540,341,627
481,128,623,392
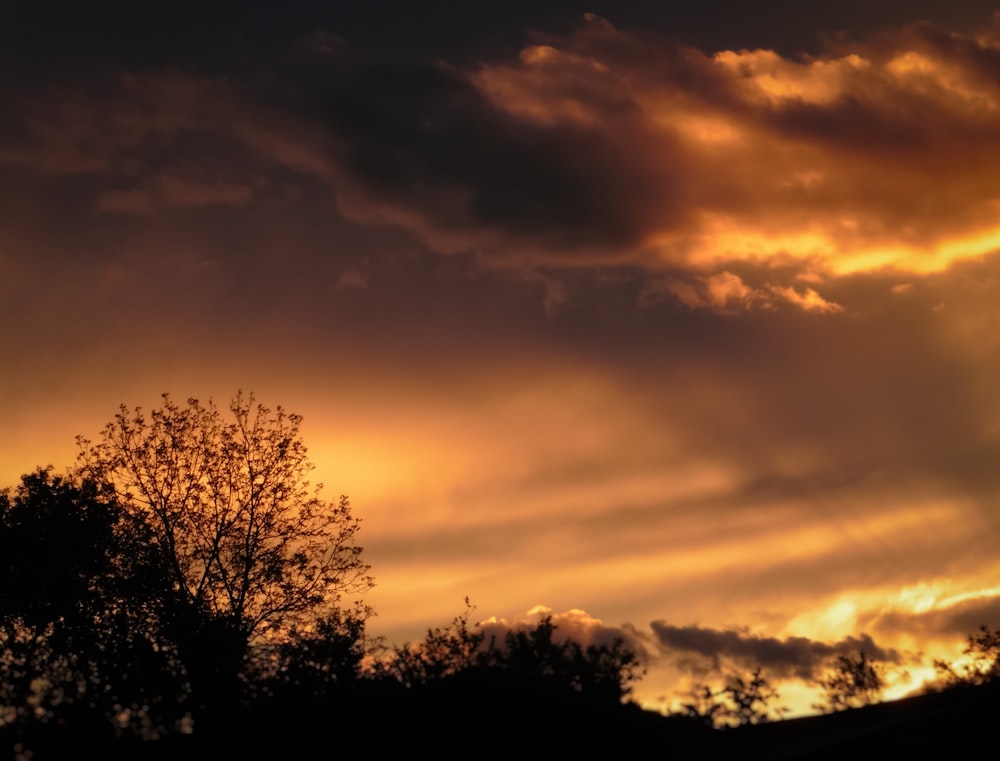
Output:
6,1,1000,713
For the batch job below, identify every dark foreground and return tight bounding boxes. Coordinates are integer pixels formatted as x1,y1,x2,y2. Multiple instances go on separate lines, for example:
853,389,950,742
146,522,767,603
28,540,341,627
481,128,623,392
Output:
19,678,993,760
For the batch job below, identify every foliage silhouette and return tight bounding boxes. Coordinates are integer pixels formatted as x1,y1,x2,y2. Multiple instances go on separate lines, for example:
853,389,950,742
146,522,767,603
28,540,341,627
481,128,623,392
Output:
379,601,642,705
380,599,485,688
253,605,370,701
932,624,1000,689
679,684,727,728
814,650,885,712
74,392,374,716
489,614,642,703
721,666,786,726
0,469,185,749
960,624,1000,682
680,666,785,728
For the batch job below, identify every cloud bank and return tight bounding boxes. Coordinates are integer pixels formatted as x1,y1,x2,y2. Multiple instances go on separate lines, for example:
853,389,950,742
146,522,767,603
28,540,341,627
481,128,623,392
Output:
651,622,901,680
8,15,1000,313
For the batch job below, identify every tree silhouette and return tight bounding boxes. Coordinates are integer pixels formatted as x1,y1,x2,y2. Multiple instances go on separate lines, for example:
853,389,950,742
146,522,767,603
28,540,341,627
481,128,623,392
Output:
960,624,1000,683
721,666,785,726
489,615,642,704
680,684,727,728
933,624,1000,688
257,605,370,700
0,469,184,747
379,603,642,704
381,599,485,688
680,666,785,728
815,650,885,711
74,392,374,717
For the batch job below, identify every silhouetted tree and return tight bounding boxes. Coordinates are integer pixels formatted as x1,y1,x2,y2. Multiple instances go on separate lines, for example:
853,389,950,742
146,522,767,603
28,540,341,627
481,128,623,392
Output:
680,666,785,728
0,469,184,749
961,624,1000,682
721,667,785,726
490,615,642,704
680,684,727,728
255,604,370,701
381,599,485,688
932,624,1000,688
815,650,885,711
74,392,374,718
379,603,642,704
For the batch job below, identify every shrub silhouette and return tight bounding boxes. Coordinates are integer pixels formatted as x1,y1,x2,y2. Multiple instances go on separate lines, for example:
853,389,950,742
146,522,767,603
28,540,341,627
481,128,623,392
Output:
380,600,486,688
815,650,885,712
380,601,641,705
487,615,642,704
960,625,1000,683
933,624,1000,688
680,666,785,728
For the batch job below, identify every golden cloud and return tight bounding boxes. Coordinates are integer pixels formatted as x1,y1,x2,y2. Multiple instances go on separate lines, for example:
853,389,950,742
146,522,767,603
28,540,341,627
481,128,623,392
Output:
468,17,1000,285
290,13,1000,313
10,15,1000,313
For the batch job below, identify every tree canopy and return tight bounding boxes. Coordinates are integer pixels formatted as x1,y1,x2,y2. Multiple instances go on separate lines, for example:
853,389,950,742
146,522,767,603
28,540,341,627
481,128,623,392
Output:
75,392,373,644
68,392,375,725
380,601,643,705
815,651,885,712
0,391,383,752
0,468,182,745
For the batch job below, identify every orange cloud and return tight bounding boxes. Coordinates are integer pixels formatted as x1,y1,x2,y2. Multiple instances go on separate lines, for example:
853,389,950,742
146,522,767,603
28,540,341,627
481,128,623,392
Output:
314,14,1000,309
10,16,1000,313
640,271,843,313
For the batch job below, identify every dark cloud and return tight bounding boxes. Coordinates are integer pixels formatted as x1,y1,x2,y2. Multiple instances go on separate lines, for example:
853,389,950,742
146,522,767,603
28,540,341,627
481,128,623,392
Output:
294,55,686,258
9,13,1000,286
279,13,1000,284
651,622,901,680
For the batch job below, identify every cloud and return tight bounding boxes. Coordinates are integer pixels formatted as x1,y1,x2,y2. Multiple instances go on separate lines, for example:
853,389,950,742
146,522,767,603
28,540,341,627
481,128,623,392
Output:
640,271,759,313
638,271,843,313
2,71,332,200
10,14,1000,301
768,285,844,314
650,622,902,680
869,592,1000,640
307,14,1000,289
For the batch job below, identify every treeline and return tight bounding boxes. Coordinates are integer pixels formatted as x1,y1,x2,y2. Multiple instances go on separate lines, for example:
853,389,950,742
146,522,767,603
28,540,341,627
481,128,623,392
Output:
3,394,1000,758
0,469,645,758
0,395,647,759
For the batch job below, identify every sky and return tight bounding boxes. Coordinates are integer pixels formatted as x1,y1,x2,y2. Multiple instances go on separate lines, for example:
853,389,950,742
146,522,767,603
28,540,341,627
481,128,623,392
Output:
6,0,1000,714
